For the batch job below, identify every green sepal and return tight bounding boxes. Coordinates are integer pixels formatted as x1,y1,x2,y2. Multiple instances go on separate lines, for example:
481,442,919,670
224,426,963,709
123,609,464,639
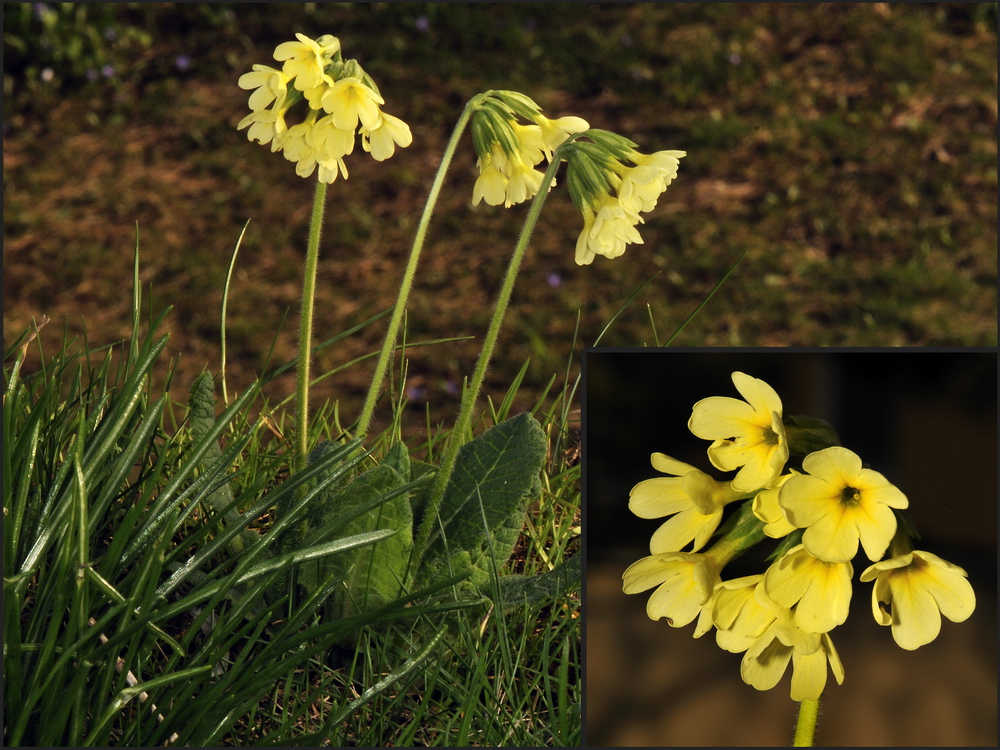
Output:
765,527,805,563
782,414,841,457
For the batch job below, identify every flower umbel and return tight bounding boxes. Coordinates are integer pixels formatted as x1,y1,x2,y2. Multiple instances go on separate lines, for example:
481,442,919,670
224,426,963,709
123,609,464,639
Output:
621,367,975,723
238,33,411,183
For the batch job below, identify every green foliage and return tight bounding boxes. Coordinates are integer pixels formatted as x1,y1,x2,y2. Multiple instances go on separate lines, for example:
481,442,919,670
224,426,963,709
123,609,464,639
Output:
416,413,548,593
2,309,468,746
307,441,415,621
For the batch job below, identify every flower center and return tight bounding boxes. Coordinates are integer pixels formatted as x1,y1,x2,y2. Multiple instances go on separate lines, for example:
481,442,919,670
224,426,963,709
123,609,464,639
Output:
762,425,779,446
840,486,862,506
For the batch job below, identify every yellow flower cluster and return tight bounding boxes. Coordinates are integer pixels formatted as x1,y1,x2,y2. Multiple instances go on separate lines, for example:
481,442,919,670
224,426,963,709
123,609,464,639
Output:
470,93,590,209
237,33,412,183
622,371,976,701
573,149,685,266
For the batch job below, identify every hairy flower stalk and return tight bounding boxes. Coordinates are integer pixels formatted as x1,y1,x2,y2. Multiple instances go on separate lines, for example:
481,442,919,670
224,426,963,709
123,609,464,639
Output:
237,33,411,473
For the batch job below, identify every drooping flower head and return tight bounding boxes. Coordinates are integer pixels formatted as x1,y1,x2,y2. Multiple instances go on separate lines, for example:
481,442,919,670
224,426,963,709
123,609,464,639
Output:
688,371,789,492
237,33,411,183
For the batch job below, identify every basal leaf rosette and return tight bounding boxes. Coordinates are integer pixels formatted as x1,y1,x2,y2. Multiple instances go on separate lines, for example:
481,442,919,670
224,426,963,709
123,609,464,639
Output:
688,371,789,493
778,446,908,563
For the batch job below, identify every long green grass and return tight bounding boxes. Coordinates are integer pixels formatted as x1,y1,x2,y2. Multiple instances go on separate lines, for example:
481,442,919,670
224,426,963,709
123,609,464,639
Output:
3,252,581,746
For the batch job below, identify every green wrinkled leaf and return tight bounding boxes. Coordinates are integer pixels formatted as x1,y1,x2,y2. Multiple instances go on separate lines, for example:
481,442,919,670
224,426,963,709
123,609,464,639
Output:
417,413,547,593
305,442,414,621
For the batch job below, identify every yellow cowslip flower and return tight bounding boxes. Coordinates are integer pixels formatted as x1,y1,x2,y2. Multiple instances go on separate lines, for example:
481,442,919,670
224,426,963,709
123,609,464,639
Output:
472,146,509,206
533,113,590,159
860,549,975,650
237,108,288,149
362,111,413,162
574,195,643,265
238,64,292,112
616,150,686,218
317,157,349,184
687,371,789,493
502,152,546,207
321,76,385,132
510,122,546,166
761,544,852,633
751,471,799,538
273,32,339,91
778,446,908,563
311,114,356,160
622,550,724,628
629,452,744,553
711,575,779,652
740,610,845,701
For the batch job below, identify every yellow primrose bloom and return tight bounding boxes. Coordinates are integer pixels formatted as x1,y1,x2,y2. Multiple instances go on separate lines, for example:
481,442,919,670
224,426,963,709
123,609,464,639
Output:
362,111,413,161
534,113,590,159
778,446,908,563
712,575,779,653
629,452,743,553
510,122,546,166
616,150,685,218
622,551,723,627
273,32,339,92
860,549,975,650
687,371,789,493
740,611,845,701
751,471,799,538
317,157,349,185
762,544,852,633
238,64,292,112
574,195,643,265
472,147,509,207
237,108,288,149
503,153,547,207
311,114,356,160
321,76,385,132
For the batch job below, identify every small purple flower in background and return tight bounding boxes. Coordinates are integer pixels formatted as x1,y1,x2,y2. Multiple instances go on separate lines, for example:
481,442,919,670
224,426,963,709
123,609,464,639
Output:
414,16,429,33
406,385,426,402
729,52,742,65
443,380,459,396
104,26,118,42
101,64,115,79
175,55,192,72
32,3,50,20
546,272,562,288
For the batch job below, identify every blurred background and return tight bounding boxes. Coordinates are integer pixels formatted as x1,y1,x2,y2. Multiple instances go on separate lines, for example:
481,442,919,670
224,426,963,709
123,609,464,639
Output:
584,350,997,746
4,4,997,443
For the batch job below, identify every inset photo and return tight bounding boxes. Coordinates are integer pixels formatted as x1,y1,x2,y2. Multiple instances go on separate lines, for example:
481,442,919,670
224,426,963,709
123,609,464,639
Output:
583,349,996,747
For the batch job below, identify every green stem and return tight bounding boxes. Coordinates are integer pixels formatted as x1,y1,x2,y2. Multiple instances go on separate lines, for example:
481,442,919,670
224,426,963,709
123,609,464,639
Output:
413,148,564,563
355,98,481,440
792,697,821,747
295,179,329,475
